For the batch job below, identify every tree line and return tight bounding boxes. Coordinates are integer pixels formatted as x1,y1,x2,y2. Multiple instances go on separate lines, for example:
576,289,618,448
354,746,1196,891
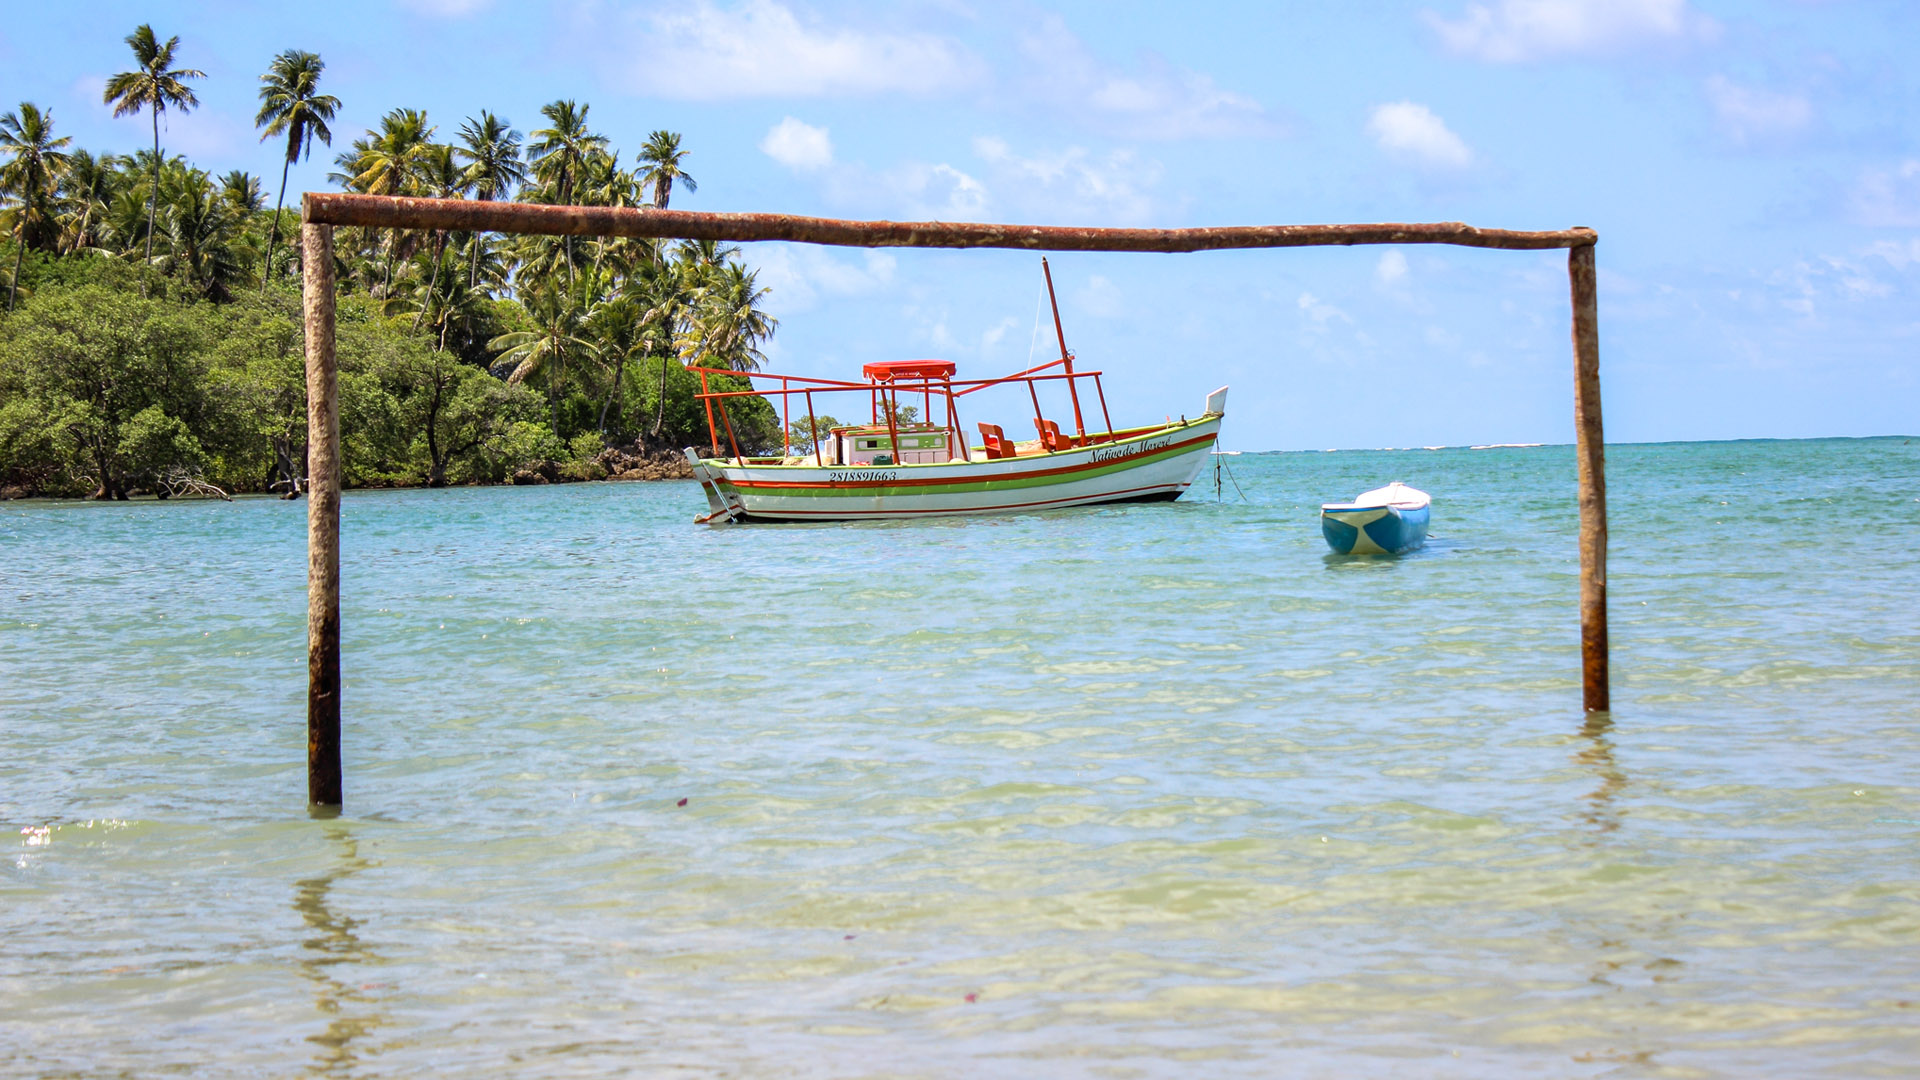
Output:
0,25,780,499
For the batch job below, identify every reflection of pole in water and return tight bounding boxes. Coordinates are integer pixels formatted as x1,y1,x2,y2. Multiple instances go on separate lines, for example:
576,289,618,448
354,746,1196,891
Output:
1569,712,1685,1068
1575,713,1626,834
294,826,384,1076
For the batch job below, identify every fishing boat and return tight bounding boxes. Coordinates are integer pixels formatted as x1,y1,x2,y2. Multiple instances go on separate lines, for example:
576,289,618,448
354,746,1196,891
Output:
1320,482,1432,554
685,260,1226,523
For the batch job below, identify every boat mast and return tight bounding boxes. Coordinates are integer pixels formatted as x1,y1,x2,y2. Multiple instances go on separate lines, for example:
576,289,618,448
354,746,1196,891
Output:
1041,257,1087,438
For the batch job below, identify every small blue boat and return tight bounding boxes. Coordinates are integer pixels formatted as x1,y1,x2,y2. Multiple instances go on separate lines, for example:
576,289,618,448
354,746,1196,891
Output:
1320,482,1432,555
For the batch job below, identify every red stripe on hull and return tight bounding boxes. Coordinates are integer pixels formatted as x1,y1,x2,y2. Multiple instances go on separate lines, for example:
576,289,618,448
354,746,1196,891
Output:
740,481,1193,518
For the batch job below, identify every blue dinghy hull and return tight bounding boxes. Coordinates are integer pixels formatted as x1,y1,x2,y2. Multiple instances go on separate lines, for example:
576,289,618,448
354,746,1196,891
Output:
1320,503,1431,555
1320,481,1432,555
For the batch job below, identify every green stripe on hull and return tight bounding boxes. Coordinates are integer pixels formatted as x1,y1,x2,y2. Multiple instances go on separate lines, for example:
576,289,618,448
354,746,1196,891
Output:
714,431,1213,501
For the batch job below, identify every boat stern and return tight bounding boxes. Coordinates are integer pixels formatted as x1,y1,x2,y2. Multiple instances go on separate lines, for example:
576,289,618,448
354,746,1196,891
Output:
1320,503,1431,555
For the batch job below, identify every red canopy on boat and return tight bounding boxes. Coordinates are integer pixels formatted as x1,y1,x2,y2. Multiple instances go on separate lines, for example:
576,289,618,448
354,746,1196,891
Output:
863,359,955,382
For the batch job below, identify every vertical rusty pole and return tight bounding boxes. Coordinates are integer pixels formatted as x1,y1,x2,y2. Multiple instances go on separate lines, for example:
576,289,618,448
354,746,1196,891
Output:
302,217,343,806
1040,258,1087,438
1568,241,1609,712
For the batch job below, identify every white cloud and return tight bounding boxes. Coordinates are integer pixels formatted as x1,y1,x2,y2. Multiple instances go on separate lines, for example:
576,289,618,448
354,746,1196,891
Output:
908,309,1020,362
1425,0,1716,63
611,0,981,100
797,135,1163,227
1376,249,1409,286
980,316,1019,352
400,0,490,15
760,117,834,172
972,136,1160,224
1298,292,1352,329
749,245,896,312
886,162,989,221
1865,238,1920,271
1705,76,1812,145
1367,102,1474,169
1746,240,1920,324
1015,16,1281,139
1852,161,1920,227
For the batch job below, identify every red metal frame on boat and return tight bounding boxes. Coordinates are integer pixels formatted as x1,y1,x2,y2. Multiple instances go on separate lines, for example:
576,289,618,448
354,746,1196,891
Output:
689,360,1125,465
692,256,1123,465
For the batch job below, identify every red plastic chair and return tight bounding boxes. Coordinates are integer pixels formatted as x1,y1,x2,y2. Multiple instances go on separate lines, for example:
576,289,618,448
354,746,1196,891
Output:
1034,419,1076,451
978,422,1014,460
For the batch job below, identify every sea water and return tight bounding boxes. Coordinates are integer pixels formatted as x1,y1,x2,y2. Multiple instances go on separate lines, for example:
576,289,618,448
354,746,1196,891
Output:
3,438,1918,1078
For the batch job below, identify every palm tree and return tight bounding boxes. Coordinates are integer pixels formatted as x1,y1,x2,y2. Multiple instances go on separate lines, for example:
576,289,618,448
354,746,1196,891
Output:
457,112,527,201
455,111,527,288
332,108,434,295
156,165,244,301
526,100,607,286
0,102,72,311
489,283,593,433
638,130,696,209
410,143,472,327
460,230,514,297
103,25,204,269
390,246,486,354
586,292,652,435
642,239,733,437
332,108,434,198
577,150,636,285
218,169,264,211
688,261,777,373
527,100,605,208
254,50,338,290
56,149,121,255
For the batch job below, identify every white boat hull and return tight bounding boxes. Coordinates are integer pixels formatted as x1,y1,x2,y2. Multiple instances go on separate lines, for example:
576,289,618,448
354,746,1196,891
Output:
688,414,1222,522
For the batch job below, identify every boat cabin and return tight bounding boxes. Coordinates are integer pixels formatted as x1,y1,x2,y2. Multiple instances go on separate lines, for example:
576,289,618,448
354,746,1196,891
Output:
822,423,954,466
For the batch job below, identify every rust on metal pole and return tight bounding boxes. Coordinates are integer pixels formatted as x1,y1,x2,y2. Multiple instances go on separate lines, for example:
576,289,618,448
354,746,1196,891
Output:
1568,241,1609,713
302,193,1597,254
302,217,343,806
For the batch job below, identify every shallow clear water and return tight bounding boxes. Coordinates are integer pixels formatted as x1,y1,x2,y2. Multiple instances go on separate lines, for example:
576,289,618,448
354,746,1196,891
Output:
5,438,1919,1078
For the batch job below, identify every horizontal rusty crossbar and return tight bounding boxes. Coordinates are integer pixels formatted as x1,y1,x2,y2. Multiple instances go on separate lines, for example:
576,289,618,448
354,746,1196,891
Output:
302,193,1595,252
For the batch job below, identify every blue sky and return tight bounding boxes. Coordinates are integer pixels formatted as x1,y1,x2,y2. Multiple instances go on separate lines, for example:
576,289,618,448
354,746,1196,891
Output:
3,0,1916,449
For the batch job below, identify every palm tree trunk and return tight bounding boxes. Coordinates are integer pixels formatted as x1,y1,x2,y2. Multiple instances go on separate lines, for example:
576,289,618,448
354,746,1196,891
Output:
563,173,575,291
412,231,448,332
145,108,160,268
426,372,446,487
468,192,491,291
67,204,92,255
263,151,292,296
6,237,22,312
652,354,670,439
597,352,626,434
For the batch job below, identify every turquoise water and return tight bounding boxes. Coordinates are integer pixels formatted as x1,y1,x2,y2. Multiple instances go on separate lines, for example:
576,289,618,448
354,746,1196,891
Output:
4,438,1919,1077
